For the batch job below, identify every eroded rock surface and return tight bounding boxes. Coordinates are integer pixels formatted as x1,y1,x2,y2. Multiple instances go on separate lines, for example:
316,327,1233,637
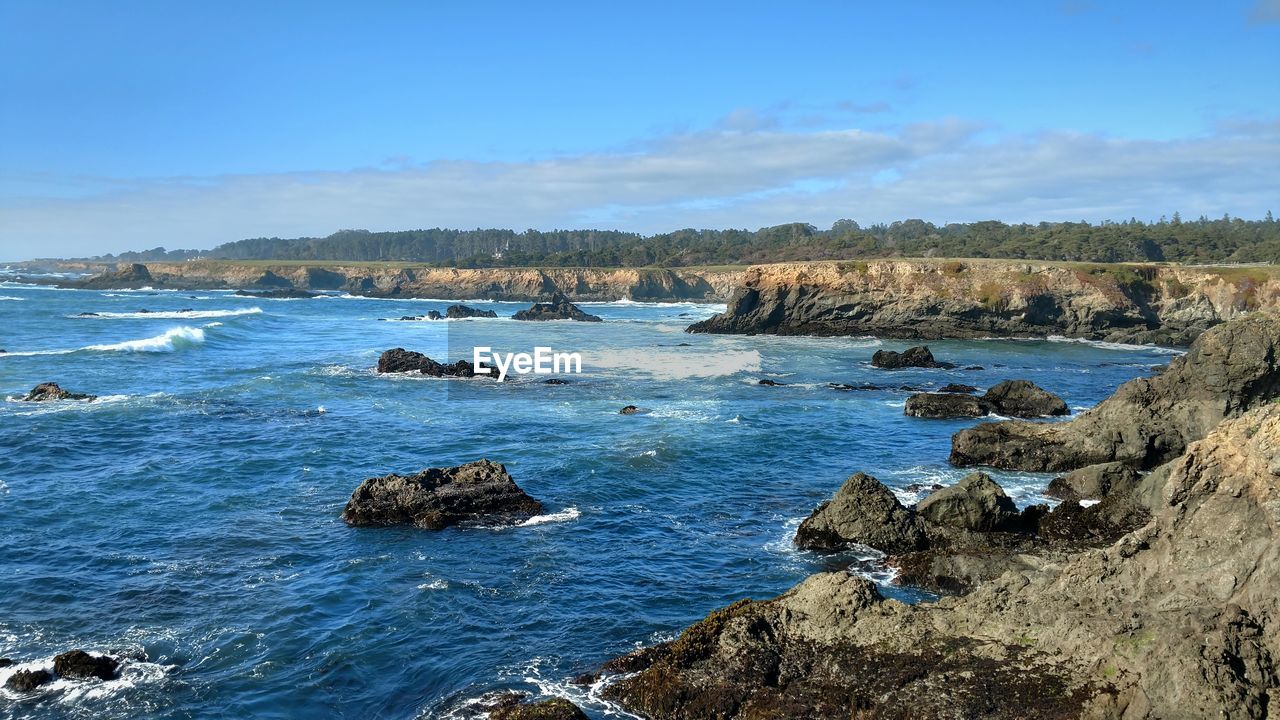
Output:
341,460,543,529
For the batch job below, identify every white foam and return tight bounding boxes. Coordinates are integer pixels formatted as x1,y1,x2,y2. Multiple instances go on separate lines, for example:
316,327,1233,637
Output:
1079,499,1102,507
417,579,449,590
84,326,206,352
588,348,761,380
0,295,24,301
73,307,262,320
517,507,581,527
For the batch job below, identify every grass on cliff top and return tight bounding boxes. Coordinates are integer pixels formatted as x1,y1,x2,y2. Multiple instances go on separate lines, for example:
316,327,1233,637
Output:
162,259,754,273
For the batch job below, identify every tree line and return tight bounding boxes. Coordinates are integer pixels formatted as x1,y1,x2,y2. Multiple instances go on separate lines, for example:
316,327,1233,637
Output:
92,213,1280,267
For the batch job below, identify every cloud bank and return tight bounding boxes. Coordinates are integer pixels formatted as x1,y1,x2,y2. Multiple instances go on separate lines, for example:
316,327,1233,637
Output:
2,117,1278,258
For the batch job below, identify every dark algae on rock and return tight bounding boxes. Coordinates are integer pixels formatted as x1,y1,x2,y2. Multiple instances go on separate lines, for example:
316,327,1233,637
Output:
341,459,543,530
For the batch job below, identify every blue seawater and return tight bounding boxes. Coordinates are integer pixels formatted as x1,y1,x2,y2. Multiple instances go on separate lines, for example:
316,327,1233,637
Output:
0,280,1181,718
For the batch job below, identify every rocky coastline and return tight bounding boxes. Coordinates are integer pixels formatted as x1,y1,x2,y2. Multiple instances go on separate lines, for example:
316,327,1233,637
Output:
591,311,1280,719
688,259,1280,346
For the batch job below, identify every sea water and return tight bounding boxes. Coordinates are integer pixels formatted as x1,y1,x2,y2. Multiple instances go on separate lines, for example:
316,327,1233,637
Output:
0,278,1179,718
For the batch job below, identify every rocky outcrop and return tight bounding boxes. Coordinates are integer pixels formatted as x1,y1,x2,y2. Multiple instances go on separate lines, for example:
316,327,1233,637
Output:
65,263,154,289
687,259,1280,345
951,313,1280,471
1046,462,1142,501
341,460,542,529
603,403,1280,719
512,294,603,322
905,380,1067,419
445,304,497,319
793,472,927,553
22,382,96,402
375,348,493,378
915,472,1020,532
871,345,954,369
489,697,590,720
53,650,119,681
4,669,52,691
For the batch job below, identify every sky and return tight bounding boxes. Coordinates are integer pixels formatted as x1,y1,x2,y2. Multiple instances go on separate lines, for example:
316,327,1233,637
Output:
1,1,1278,259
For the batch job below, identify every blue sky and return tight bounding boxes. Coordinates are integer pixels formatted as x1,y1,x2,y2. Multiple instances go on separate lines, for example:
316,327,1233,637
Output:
2,1,1278,258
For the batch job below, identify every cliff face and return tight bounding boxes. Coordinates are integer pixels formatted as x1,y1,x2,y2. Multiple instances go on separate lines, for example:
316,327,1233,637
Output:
688,259,1280,344
57,262,742,302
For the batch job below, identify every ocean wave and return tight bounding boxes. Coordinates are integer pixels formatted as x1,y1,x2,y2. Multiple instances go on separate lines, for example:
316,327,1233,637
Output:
1045,335,1186,354
73,307,262,320
0,295,24,301
83,326,207,353
518,507,582,527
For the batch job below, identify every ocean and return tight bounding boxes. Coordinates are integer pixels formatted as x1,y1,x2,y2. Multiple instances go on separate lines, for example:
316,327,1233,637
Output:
0,276,1180,719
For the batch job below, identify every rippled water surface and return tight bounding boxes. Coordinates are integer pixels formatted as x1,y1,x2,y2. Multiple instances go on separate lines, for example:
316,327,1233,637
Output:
0,276,1180,718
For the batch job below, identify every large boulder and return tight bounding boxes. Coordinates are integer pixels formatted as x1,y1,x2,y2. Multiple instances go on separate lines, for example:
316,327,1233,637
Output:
341,460,543,530
1046,461,1142,501
983,379,1069,417
53,650,119,681
512,293,602,322
22,382,96,402
4,669,51,691
951,313,1280,471
794,472,926,553
68,263,153,290
871,345,954,369
904,392,991,418
916,472,1019,532
445,304,498,319
376,348,493,377
489,697,589,720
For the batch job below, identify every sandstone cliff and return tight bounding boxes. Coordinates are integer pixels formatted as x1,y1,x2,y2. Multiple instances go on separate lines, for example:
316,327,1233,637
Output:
55,261,742,302
688,259,1280,345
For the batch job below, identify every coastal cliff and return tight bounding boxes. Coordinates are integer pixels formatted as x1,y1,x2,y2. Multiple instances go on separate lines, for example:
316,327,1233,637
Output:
51,261,742,302
688,259,1280,345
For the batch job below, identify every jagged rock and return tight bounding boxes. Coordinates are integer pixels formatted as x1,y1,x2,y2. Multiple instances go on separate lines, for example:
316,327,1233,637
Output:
489,697,589,720
871,345,955,369
619,405,642,414
916,472,1019,532
794,472,926,553
53,650,119,681
904,392,991,418
983,379,1069,417
234,288,317,299
445,304,497,319
758,378,784,386
375,348,492,377
939,383,978,393
1046,462,1142,500
512,293,602,322
341,460,542,529
68,263,153,290
22,382,96,402
827,382,882,391
951,313,1280,471
5,669,52,692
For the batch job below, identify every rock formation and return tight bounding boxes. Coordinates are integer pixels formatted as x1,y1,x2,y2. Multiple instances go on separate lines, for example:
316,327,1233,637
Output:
904,392,990,418
376,348,493,377
445,304,498,319
66,263,154,290
489,697,590,720
793,472,927,553
905,380,1067,419
951,313,1280,471
4,669,52,692
512,293,603,322
341,460,543,530
53,650,119,681
872,346,954,369
22,382,96,402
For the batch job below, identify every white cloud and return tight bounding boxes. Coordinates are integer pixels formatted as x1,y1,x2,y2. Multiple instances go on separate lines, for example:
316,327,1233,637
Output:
1,117,1277,258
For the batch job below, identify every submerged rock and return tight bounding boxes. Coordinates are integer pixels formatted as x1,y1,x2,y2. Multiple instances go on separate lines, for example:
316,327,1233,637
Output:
341,459,543,529
489,697,589,720
53,650,119,681
445,304,497,319
904,392,991,418
376,348,493,377
512,293,602,322
5,669,52,692
22,382,96,402
951,313,1280,471
871,345,955,369
758,378,785,386
794,472,926,553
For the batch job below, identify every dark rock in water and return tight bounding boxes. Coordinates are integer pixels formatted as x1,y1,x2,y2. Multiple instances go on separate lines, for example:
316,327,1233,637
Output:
963,365,985,370
872,345,955,369
1046,462,1141,501
619,405,643,414
341,459,542,530
23,382,96,402
446,304,498,319
951,313,1280,472
0,658,11,668
376,348,493,377
983,379,1068,418
542,378,570,385
794,472,926,553
68,263,153,290
916,472,1020,532
489,697,589,720
136,308,153,313
904,482,944,495
53,650,119,681
428,310,443,320
512,293,602,322
5,669,52,692
177,308,193,313
234,288,317,299
904,392,991,418
939,383,978,393
828,382,881,391
77,312,99,316
758,378,784,386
